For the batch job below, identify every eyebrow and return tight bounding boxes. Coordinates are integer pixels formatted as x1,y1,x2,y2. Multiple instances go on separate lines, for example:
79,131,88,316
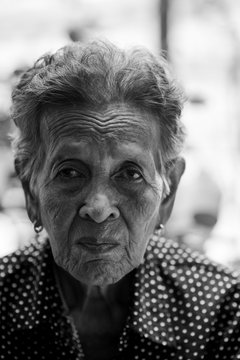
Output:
47,143,156,176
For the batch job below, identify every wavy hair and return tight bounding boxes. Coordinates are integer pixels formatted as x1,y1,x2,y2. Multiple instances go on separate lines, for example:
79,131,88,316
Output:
11,39,186,190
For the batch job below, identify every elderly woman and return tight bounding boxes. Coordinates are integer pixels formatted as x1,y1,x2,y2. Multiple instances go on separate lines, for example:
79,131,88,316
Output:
1,40,240,360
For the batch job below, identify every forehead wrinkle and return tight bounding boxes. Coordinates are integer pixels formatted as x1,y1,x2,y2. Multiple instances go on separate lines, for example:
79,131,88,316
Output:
44,111,153,148
49,109,150,129
41,104,162,162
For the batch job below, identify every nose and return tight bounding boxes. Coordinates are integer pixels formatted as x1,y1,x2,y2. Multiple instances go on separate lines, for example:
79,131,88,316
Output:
79,193,120,223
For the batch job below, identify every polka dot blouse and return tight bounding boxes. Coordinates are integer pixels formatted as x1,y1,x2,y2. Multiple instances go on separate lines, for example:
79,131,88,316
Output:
1,232,240,360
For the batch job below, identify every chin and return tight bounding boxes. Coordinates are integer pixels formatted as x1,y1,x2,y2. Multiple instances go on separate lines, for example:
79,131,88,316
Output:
73,260,130,286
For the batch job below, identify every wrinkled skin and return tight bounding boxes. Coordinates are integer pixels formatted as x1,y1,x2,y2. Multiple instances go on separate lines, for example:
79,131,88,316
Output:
27,103,183,286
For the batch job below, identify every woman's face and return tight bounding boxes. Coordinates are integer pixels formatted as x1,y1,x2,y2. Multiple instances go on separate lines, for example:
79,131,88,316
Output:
34,103,166,286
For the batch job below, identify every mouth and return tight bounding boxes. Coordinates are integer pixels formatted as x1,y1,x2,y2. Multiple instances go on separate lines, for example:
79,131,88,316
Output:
77,237,120,254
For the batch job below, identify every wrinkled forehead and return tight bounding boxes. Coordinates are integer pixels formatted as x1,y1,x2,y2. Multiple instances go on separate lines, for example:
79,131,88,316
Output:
40,103,160,152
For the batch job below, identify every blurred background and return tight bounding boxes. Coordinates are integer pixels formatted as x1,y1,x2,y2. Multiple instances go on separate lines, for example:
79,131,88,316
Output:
0,0,240,269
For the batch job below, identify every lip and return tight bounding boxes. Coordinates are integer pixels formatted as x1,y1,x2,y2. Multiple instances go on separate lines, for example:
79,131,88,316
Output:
77,237,120,254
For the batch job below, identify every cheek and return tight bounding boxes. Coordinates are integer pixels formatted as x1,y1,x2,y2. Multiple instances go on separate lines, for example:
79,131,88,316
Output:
38,188,80,271
120,187,161,262
38,187,75,235
125,186,161,224
126,185,162,250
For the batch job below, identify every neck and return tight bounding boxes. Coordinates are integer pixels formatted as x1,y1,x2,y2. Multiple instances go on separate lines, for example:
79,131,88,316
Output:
54,264,134,313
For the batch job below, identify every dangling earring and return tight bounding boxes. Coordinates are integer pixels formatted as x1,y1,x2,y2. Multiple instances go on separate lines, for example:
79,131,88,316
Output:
34,220,43,234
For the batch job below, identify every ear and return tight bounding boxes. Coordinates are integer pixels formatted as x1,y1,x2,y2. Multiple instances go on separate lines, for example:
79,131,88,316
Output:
21,180,41,225
159,157,185,225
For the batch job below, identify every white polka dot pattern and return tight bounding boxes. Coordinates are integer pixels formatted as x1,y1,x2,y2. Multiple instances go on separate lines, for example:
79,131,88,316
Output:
1,234,240,359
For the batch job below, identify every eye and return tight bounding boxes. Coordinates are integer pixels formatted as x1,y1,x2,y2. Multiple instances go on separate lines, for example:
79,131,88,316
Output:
115,167,143,182
58,167,85,179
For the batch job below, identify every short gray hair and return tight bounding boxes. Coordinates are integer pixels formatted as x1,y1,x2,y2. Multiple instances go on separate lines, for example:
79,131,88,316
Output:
11,39,185,188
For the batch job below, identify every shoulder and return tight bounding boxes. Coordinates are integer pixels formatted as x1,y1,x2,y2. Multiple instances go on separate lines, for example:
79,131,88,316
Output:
0,237,50,291
147,235,240,299
140,237,240,357
0,237,54,329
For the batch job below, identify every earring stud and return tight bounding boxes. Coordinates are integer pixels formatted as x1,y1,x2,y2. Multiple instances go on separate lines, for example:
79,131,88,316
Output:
156,223,164,230
34,221,43,234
